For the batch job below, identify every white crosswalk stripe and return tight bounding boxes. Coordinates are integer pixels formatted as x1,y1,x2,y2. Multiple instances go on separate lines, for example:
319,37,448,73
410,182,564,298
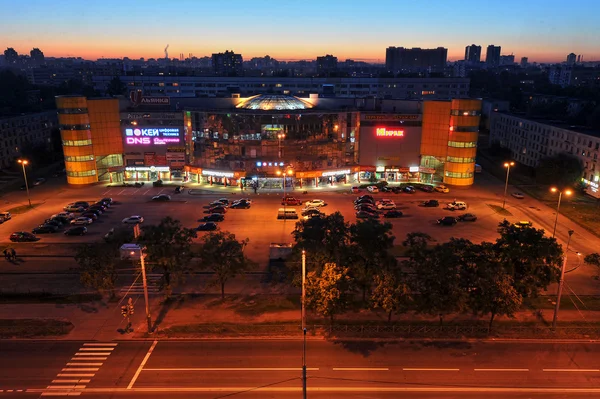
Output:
119,274,162,296
44,343,117,396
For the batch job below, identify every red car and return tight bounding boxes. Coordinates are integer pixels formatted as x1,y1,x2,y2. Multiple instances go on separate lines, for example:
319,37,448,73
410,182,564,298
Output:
281,196,302,206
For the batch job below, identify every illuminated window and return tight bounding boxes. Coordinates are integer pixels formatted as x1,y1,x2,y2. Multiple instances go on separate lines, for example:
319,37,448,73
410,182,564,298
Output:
448,141,477,148
62,139,92,146
450,110,480,116
422,90,435,95
65,155,94,162
447,156,476,163
67,170,96,177
445,171,474,178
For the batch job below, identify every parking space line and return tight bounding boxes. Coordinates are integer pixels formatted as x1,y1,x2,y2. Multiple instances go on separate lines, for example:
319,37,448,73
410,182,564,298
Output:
474,369,529,372
56,374,95,378
61,368,99,372
332,367,389,371
117,189,126,195
83,343,117,347
402,368,460,371
78,348,114,351
143,367,321,371
128,340,158,389
543,369,600,372
75,353,112,356
71,357,107,361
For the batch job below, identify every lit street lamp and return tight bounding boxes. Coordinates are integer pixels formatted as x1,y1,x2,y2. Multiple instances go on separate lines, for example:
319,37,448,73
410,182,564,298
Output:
17,159,32,208
277,167,294,219
552,229,576,329
277,133,285,159
550,187,572,238
131,247,152,333
502,161,514,210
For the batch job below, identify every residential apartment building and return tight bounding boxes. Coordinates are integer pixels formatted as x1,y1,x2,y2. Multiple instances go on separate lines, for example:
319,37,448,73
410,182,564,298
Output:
385,47,448,73
490,112,600,196
485,45,501,67
92,76,470,100
464,44,481,64
0,111,57,168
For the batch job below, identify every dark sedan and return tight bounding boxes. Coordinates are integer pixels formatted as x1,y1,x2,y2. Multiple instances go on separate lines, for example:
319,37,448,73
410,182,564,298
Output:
32,224,59,234
64,226,88,236
356,210,380,219
81,212,99,221
197,222,218,231
201,213,225,222
208,206,227,214
152,194,171,202
384,210,403,218
437,216,458,226
230,201,251,209
10,232,38,242
404,186,416,194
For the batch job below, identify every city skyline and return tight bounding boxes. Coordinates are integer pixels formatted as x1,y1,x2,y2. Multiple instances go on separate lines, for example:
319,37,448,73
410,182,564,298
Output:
1,0,599,63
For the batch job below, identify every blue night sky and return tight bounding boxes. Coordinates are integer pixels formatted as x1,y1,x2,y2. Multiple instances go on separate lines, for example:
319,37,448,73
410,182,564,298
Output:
0,0,598,62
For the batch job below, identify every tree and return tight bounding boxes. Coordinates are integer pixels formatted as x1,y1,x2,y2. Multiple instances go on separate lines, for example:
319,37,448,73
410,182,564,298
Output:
535,152,583,187
305,263,353,323
584,253,600,276
370,270,411,322
468,243,523,329
106,76,126,96
75,244,119,300
349,218,396,301
196,231,255,299
495,220,562,298
137,217,197,297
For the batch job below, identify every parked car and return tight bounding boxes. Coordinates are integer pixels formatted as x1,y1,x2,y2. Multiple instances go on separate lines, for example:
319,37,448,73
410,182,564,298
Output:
354,198,375,206
302,208,324,218
64,205,85,212
122,215,144,224
10,231,38,242
94,200,110,208
64,226,87,236
71,217,93,226
350,186,360,194
355,203,378,212
197,222,218,231
377,201,397,210
435,185,450,193
52,212,74,220
281,196,303,206
404,186,416,194
44,219,64,228
384,210,403,218
512,192,525,199
81,212,98,221
437,216,458,226
73,201,90,209
458,213,478,222
216,198,230,206
305,199,326,207
152,194,171,202
174,186,185,194
50,216,70,225
201,213,224,222
33,178,46,186
419,185,434,193
230,200,251,209
83,209,102,217
32,224,59,234
100,197,113,205
87,206,105,214
0,211,12,222
356,195,374,201
208,206,227,214
422,199,439,207
391,187,403,194
447,201,467,211
356,210,380,219
514,220,532,228
366,186,379,193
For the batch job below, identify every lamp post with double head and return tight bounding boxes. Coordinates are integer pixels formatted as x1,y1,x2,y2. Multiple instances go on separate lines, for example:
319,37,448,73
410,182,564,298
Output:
17,159,32,208
277,133,285,159
550,187,572,238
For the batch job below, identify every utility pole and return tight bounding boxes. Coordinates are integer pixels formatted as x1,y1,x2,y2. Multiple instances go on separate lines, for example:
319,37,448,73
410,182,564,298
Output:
301,250,307,399
502,161,514,210
552,229,574,330
133,225,152,333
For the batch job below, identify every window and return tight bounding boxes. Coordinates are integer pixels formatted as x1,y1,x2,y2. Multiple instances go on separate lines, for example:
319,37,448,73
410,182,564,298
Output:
445,171,474,178
66,170,96,177
448,141,477,148
64,155,94,162
450,110,480,116
62,139,92,146
447,156,476,163
59,124,90,131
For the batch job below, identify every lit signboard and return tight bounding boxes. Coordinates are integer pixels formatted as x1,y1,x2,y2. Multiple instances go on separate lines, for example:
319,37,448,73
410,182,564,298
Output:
202,170,234,178
322,169,351,177
365,114,420,121
376,128,404,137
124,127,181,146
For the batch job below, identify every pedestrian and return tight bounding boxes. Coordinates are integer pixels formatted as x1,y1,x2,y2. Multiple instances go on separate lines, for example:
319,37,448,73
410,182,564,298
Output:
3,249,9,260
10,248,16,261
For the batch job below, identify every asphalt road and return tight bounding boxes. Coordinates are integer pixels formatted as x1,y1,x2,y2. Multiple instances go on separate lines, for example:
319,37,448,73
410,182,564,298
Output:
2,340,600,398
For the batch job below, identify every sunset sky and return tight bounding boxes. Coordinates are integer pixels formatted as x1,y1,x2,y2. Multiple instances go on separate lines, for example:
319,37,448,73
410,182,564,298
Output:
1,0,598,63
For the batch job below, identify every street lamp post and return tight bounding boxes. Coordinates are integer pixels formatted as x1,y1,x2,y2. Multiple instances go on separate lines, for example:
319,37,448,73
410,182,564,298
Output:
132,247,152,333
552,229,574,330
277,168,294,220
502,161,514,210
277,133,285,159
301,250,307,399
550,187,572,238
17,159,32,208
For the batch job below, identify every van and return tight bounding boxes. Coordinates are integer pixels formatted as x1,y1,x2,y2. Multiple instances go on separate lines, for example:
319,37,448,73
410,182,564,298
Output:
120,243,142,260
277,208,299,220
0,212,11,222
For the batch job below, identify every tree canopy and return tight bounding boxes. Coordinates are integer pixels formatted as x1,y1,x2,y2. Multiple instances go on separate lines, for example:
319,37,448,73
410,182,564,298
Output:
535,152,583,187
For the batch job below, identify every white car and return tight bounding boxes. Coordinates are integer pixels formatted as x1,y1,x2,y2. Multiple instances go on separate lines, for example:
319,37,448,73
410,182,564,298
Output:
435,185,450,193
512,192,525,199
447,201,467,211
305,199,326,208
70,217,92,226
52,212,74,220
122,215,144,225
367,186,379,193
377,202,397,210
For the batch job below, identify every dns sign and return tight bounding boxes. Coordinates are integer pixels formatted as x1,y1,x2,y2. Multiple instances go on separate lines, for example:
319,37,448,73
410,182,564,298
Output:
376,127,404,137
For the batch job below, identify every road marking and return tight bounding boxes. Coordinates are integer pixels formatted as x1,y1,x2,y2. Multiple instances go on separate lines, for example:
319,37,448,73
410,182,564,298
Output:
402,368,460,371
71,357,107,361
78,348,114,351
117,189,126,195
56,374,95,378
46,385,86,389
127,340,158,389
66,363,103,366
474,369,529,372
143,189,151,195
41,393,81,396
52,380,90,384
82,343,117,347
332,368,389,371
74,352,112,356
543,369,600,372
61,368,99,372
143,367,321,371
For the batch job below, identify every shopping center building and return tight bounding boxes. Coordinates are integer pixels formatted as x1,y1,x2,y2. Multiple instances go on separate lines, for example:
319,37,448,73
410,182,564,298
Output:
56,93,481,187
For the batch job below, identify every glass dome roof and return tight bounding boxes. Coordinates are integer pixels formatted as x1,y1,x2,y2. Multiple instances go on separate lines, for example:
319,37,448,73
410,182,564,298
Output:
236,94,313,111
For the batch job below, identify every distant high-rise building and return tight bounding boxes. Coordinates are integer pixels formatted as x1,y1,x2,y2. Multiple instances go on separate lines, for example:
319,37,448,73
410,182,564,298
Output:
3,47,19,65
485,45,501,67
566,53,577,65
30,48,45,66
520,57,528,67
316,54,338,75
577,55,581,63
499,55,515,66
385,47,447,73
211,50,243,76
464,44,481,64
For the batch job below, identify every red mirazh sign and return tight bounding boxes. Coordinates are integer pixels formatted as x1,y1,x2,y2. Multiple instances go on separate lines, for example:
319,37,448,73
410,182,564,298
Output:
376,128,404,137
